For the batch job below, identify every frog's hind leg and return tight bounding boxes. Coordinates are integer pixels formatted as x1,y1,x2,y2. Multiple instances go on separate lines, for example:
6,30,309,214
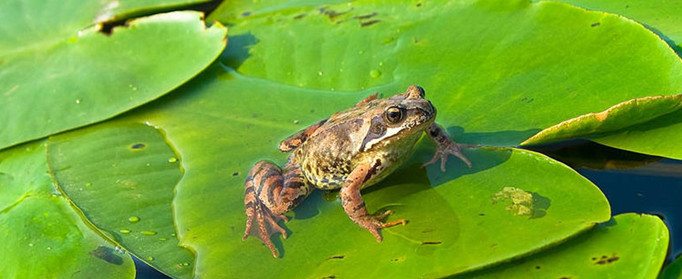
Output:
243,158,313,257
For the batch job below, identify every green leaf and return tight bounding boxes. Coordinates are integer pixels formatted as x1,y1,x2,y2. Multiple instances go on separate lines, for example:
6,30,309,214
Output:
47,123,194,278
454,213,669,279
541,0,682,52
0,8,227,150
46,66,610,277
661,256,682,279
0,142,135,278
209,0,350,24
521,94,682,160
215,0,682,147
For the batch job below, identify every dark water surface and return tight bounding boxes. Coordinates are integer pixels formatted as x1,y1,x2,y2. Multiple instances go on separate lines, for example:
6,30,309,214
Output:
534,140,682,264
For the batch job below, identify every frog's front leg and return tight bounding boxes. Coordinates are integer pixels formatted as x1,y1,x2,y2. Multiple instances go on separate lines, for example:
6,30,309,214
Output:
424,123,472,171
243,156,313,257
340,161,406,241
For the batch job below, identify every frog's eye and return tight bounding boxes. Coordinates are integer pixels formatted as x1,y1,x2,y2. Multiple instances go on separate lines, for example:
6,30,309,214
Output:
385,106,405,124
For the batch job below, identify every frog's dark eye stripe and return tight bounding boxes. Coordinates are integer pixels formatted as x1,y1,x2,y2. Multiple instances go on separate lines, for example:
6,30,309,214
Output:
385,106,405,124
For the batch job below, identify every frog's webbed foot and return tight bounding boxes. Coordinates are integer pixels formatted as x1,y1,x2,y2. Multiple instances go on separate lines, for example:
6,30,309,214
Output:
242,160,312,258
357,210,407,242
243,196,288,257
423,142,472,171
424,123,472,171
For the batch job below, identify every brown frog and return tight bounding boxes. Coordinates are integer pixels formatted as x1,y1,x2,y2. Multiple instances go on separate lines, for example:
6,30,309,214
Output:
243,85,472,257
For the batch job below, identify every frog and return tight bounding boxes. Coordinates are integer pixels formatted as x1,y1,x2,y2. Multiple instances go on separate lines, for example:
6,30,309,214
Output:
242,85,472,257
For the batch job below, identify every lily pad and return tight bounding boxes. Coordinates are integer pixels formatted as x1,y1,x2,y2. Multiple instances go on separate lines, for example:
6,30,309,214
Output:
0,142,134,278
214,0,682,147
47,123,194,278
0,7,227,150
8,0,682,277
45,65,610,277
661,255,682,279
542,0,682,52
521,94,682,160
454,213,669,279
209,0,349,23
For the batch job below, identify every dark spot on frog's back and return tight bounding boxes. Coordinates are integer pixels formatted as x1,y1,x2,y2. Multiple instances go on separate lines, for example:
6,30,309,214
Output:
294,14,305,19
361,20,380,27
326,255,345,260
591,22,600,27
242,11,251,17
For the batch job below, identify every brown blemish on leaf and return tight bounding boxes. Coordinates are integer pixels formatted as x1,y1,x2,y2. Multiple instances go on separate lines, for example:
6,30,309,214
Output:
319,7,351,20
130,143,146,150
421,241,442,245
294,14,306,19
361,20,381,27
591,22,600,27
327,255,345,260
391,256,406,262
594,110,608,121
354,12,377,20
593,254,619,265
492,187,551,218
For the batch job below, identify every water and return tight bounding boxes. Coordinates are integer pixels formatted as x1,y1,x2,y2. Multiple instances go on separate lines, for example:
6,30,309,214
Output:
532,140,681,262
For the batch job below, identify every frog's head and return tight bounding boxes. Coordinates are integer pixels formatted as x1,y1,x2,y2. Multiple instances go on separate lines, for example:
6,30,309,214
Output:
360,85,436,151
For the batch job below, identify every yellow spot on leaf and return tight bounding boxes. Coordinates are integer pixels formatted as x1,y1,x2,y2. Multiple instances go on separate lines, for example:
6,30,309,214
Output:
492,187,549,217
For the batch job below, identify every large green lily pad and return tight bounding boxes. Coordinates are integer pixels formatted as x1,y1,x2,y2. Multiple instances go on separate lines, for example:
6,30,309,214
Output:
0,142,135,278
455,213,669,279
44,65,610,277
0,7,227,150
213,0,682,147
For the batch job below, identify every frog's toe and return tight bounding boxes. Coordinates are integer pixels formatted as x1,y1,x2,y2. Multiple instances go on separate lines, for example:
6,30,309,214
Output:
243,199,287,257
357,211,407,242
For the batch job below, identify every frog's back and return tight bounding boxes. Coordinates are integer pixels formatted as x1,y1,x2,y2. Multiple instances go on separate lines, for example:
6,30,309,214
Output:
296,106,373,190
